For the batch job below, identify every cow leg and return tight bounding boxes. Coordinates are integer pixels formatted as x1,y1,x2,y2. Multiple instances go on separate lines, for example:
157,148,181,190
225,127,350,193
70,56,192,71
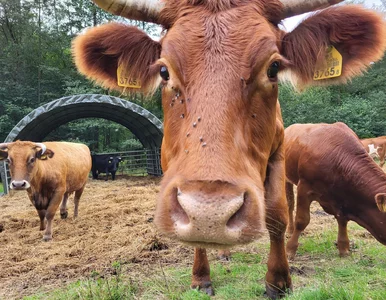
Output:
105,167,109,181
37,209,46,231
191,248,214,296
285,181,295,235
217,249,231,261
286,181,312,260
111,171,116,180
73,185,85,218
264,151,292,299
379,151,385,168
43,191,64,241
336,217,350,257
60,192,69,219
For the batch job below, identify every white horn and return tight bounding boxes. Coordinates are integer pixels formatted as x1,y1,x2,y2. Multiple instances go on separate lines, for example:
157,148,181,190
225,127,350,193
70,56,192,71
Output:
93,0,165,24
280,0,344,19
35,143,46,155
0,143,10,150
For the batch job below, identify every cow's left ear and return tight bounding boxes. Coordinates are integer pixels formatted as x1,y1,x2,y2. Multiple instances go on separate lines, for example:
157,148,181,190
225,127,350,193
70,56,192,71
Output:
375,193,386,213
36,149,54,160
281,5,386,88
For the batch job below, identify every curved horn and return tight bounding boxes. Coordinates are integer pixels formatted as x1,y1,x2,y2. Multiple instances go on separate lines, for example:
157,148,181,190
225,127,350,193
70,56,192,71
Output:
281,0,344,19
93,0,165,24
35,143,46,155
0,143,10,150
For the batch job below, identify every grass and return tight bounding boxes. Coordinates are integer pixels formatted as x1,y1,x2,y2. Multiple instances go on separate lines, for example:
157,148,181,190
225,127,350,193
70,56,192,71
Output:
23,222,386,300
0,183,3,193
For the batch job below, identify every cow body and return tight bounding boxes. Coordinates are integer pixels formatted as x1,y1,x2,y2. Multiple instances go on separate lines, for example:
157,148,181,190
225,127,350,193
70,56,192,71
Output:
285,123,386,259
91,154,122,181
361,136,386,167
72,0,386,297
0,141,91,241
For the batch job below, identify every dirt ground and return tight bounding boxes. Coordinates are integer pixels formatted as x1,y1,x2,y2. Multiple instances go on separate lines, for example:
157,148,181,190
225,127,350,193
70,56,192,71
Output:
0,176,337,299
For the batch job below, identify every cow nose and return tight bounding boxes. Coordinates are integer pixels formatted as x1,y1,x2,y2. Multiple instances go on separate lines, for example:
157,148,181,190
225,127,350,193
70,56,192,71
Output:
158,180,263,246
10,180,30,190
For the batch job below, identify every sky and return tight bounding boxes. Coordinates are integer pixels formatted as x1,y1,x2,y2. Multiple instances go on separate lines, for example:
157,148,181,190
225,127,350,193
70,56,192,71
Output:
282,0,383,31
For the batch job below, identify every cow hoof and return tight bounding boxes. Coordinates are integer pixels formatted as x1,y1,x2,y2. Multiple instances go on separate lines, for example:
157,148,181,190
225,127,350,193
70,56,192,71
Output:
217,249,231,261
42,235,52,242
264,283,292,299
60,211,68,219
191,281,214,296
339,251,351,257
217,254,231,261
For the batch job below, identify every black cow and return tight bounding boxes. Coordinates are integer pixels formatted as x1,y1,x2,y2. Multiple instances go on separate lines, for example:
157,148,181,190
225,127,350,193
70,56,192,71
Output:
91,154,122,181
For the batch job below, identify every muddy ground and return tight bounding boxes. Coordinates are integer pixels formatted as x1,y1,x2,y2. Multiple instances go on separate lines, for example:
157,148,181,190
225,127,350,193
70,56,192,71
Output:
0,175,354,299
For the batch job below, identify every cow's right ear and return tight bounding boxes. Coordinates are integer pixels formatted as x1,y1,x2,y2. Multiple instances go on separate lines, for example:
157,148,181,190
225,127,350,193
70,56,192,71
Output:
72,22,162,94
36,149,54,160
375,193,386,213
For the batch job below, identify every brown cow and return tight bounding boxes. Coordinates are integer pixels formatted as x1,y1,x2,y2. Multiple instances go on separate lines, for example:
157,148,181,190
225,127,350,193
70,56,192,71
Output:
0,141,91,241
72,0,386,297
285,123,386,260
361,136,386,167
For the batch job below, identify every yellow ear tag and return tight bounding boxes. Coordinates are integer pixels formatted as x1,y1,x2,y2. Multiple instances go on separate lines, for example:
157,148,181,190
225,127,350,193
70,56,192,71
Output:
313,46,342,81
117,64,141,88
40,154,48,160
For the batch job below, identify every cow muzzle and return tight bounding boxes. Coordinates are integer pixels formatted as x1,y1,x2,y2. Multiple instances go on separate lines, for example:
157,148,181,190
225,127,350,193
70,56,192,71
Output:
10,180,30,190
155,180,265,247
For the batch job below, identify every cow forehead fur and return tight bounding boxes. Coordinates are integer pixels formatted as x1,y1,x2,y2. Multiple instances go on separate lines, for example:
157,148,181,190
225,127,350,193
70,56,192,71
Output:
161,0,282,22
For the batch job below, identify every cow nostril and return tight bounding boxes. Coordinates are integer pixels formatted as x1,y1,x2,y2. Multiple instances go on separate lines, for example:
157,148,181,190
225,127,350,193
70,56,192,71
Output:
21,181,26,187
173,188,190,225
226,192,248,229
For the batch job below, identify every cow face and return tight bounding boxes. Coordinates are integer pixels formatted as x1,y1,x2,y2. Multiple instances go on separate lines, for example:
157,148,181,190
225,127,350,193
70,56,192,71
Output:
0,141,54,190
73,0,386,247
108,156,122,172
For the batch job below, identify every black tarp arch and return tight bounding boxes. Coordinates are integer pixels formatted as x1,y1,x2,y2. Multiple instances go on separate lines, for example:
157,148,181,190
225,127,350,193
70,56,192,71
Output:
3,94,164,148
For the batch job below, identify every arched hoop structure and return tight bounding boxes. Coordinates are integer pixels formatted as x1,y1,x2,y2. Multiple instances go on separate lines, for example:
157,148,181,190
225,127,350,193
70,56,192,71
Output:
1,94,164,194
4,94,163,148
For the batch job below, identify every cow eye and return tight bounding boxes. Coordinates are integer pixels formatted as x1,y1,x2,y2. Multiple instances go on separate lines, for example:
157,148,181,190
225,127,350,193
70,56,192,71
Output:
160,66,170,81
267,61,280,80
29,157,36,164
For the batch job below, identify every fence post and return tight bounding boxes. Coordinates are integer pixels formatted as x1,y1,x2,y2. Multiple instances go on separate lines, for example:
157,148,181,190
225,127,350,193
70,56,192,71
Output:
0,161,9,194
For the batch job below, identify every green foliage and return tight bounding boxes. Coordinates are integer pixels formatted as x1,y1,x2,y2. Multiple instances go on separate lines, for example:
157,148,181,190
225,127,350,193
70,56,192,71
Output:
0,0,162,148
280,58,386,138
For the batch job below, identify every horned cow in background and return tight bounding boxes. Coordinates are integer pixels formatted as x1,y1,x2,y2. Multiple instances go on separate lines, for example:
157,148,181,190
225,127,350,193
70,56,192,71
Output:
361,136,386,168
0,141,91,241
72,0,386,297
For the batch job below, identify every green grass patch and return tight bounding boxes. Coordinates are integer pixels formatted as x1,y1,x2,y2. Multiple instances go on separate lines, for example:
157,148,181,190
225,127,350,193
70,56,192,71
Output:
24,226,386,300
0,183,3,193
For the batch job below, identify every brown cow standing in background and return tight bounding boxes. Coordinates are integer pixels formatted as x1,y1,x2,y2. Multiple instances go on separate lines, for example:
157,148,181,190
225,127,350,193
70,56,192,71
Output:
0,141,91,241
72,0,386,297
361,136,386,167
285,123,386,260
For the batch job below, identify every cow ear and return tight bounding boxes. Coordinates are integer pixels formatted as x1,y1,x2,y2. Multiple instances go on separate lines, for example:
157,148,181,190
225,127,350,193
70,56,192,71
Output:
281,5,386,88
36,149,54,160
375,193,386,213
72,22,162,95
